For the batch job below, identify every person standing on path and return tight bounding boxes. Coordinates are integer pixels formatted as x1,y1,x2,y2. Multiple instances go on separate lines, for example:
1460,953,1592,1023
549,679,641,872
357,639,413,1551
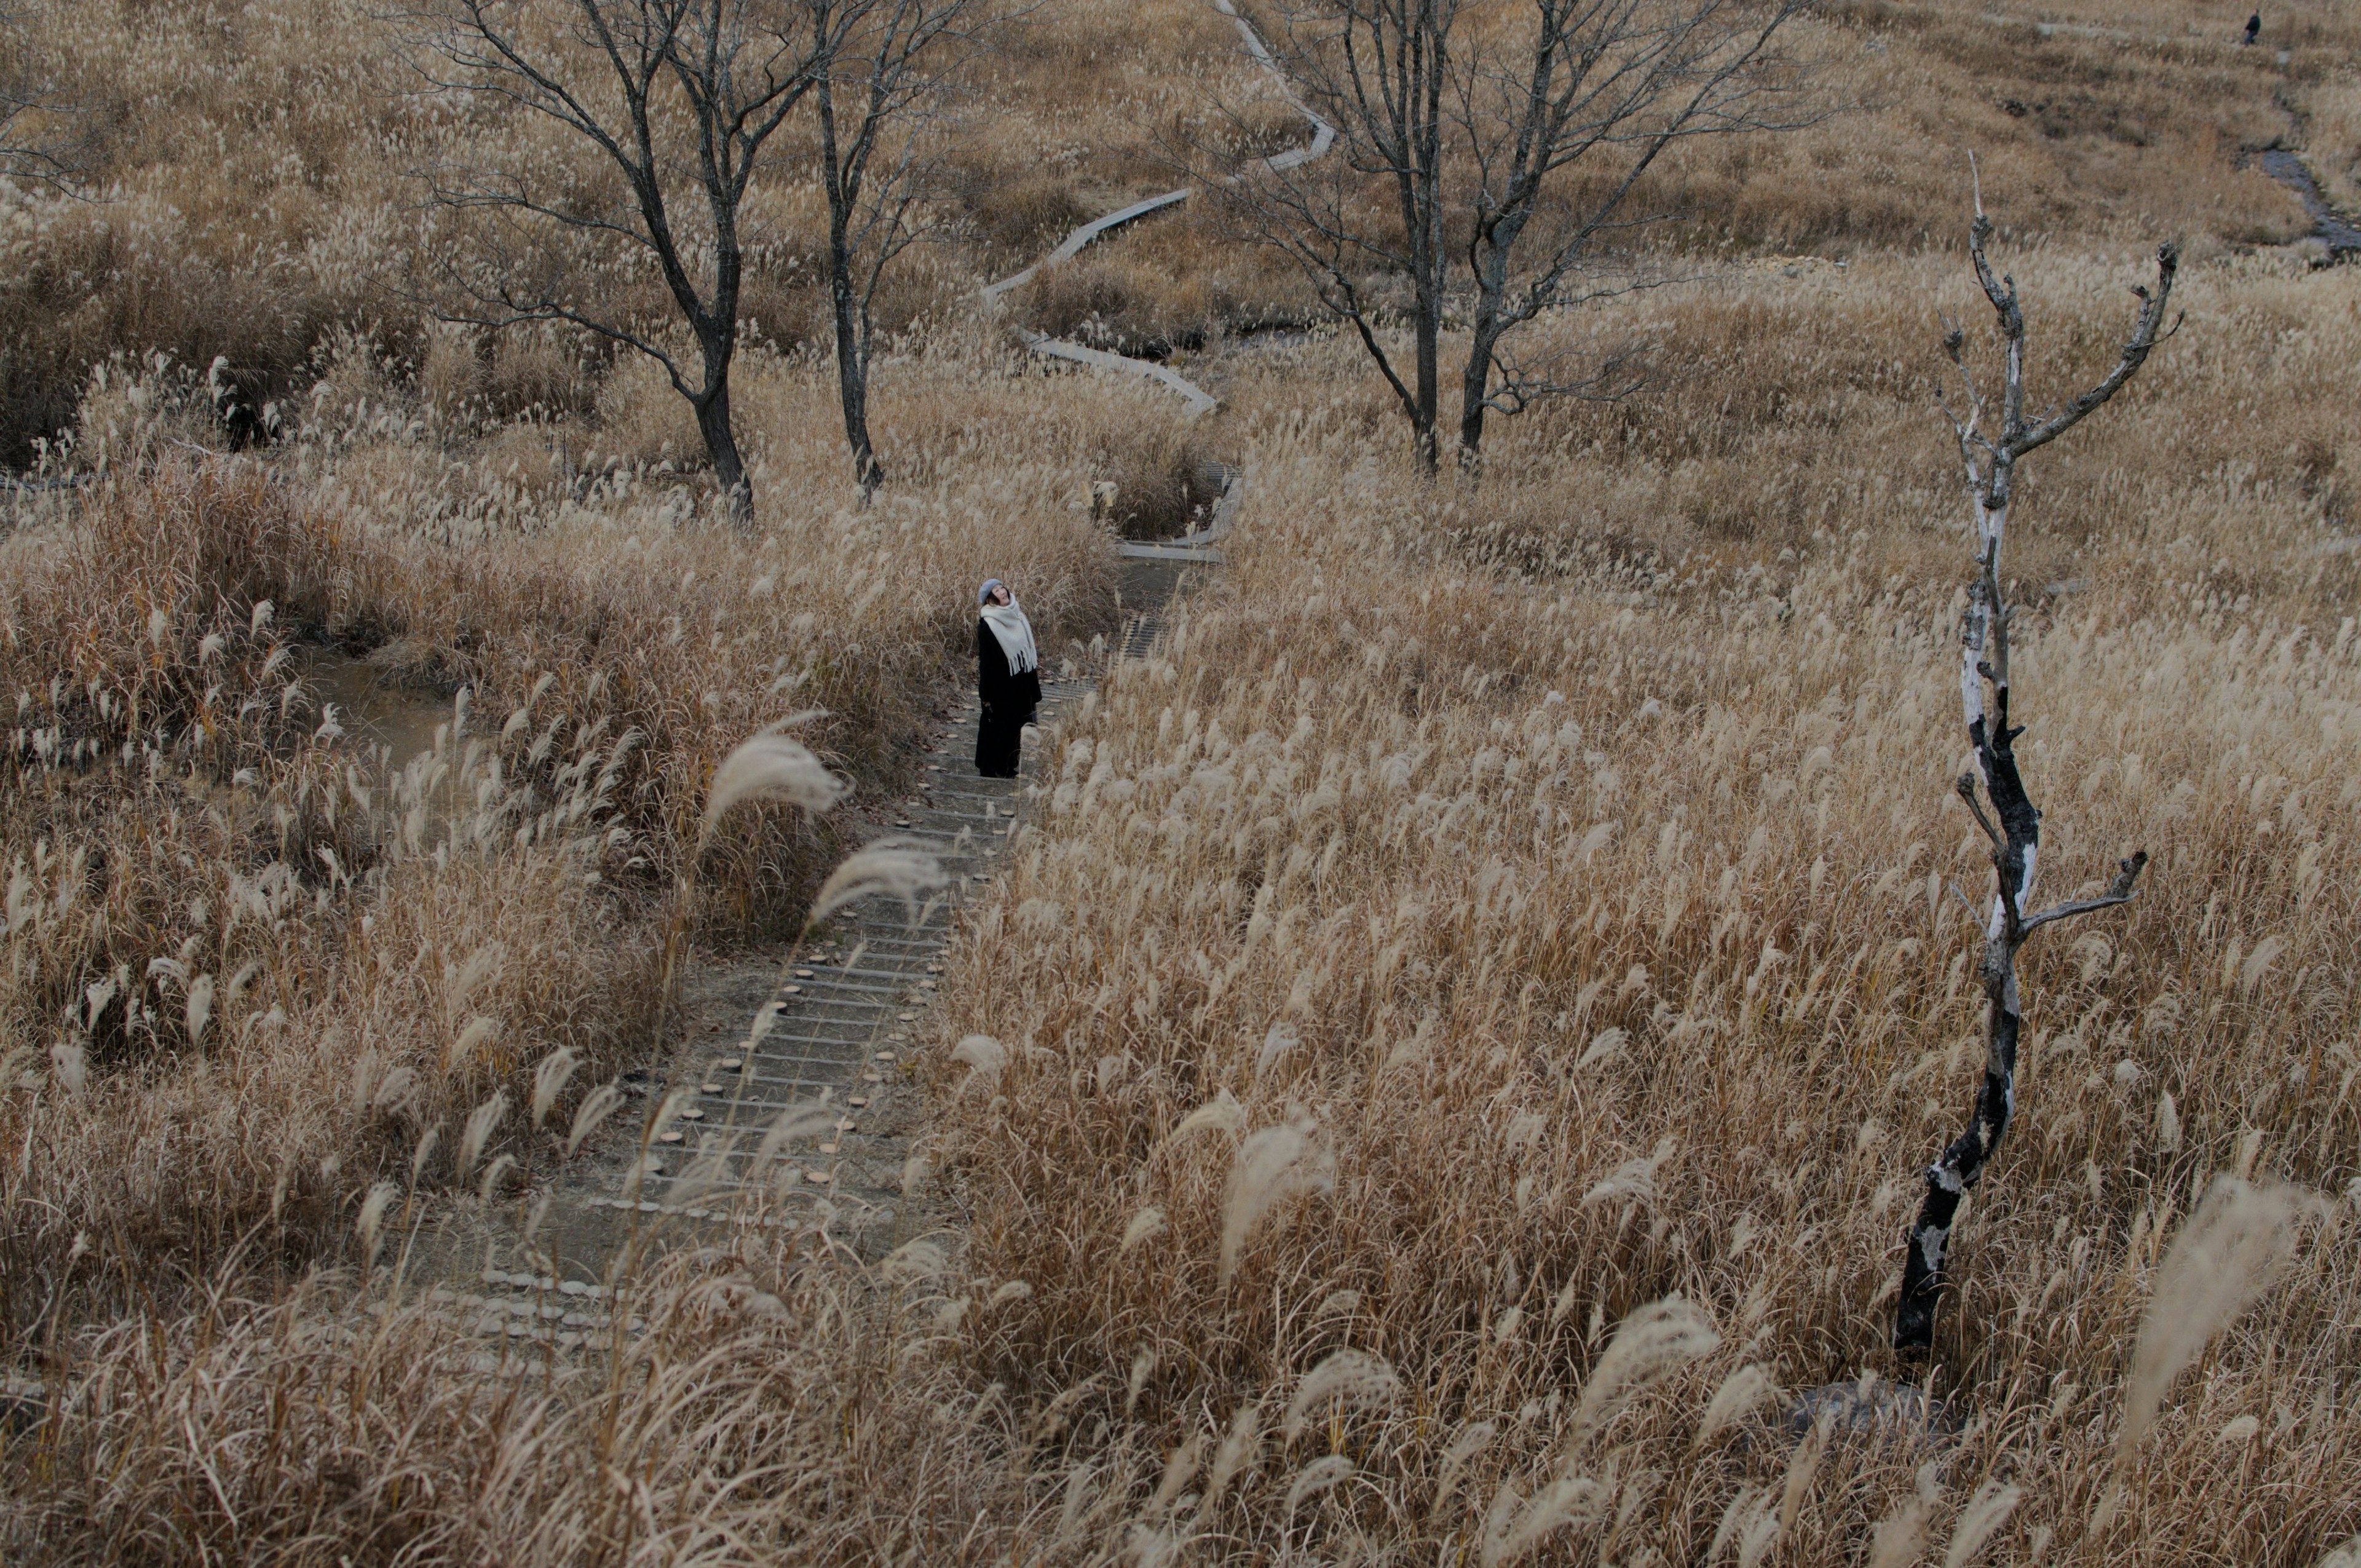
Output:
975,579,1040,778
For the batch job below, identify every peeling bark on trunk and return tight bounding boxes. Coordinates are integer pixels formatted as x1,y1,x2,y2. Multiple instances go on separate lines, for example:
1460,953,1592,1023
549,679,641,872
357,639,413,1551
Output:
1893,203,2177,1356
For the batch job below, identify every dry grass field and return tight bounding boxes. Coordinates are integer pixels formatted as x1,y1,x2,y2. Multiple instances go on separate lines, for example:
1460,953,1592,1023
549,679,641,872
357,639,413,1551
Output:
2,0,2359,1561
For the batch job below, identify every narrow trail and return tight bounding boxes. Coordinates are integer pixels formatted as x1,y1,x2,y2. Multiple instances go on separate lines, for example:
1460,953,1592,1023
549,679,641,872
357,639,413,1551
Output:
404,562,1201,1352
978,0,1335,453
399,0,1320,1342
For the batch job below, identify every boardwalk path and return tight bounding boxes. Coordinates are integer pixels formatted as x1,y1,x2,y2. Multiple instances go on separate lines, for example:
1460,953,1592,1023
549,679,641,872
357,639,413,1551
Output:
411,564,1201,1347
978,0,1334,425
400,0,1317,1335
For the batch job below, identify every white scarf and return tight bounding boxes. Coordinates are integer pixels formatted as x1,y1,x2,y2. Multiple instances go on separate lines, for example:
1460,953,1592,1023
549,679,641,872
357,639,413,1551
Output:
981,598,1038,675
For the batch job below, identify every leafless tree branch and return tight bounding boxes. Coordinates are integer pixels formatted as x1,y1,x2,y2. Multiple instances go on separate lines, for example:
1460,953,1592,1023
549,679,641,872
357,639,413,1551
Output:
401,0,861,526
1200,0,1814,470
0,4,87,189
1892,199,2175,1357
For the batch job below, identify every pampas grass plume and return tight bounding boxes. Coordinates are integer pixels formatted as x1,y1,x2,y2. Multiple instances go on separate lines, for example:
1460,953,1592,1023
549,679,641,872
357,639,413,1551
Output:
1696,1363,1777,1446
2114,1178,2315,1472
457,1091,507,1180
1220,1122,1334,1284
1490,1477,1610,1566
1433,1420,1498,1519
949,1034,1008,1092
1868,1496,1931,1568
1166,1088,1244,1146
566,1082,620,1156
184,973,212,1047
1944,1480,2022,1568
355,1181,399,1264
1120,1206,1166,1252
807,840,946,925
531,1046,579,1129
1284,1454,1352,1513
1199,1400,1262,1515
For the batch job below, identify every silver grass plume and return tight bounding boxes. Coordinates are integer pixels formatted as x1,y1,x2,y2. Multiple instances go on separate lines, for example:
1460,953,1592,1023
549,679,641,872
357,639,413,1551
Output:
457,1091,507,1181
2096,1176,2322,1525
531,1047,580,1129
1285,1454,1353,1513
410,1125,441,1184
1431,1421,1499,1521
1485,1478,1610,1567
357,1181,400,1265
1566,1295,1720,1452
184,973,213,1047
1120,1206,1167,1253
1219,1121,1334,1283
1944,1479,2022,1568
807,839,947,927
477,1152,516,1202
698,715,847,848
566,1082,622,1156
1195,1400,1262,1520
754,1104,839,1171
949,1034,1008,1093
1282,1347,1399,1441
1696,1363,1778,1447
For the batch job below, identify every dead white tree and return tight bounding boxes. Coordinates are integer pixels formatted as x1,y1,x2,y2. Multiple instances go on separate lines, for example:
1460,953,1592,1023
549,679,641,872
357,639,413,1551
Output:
1892,196,2180,1356
410,0,855,527
1212,0,1810,471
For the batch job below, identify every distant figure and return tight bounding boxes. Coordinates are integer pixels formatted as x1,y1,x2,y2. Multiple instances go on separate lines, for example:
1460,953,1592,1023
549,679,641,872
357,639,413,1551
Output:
975,579,1039,778
2244,11,2260,42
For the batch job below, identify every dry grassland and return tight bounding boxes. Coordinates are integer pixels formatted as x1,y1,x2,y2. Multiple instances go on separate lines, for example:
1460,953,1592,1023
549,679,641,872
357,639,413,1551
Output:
928,252,2361,1564
0,0,1266,460
2,0,2360,1561
0,331,1141,1337
1011,0,2352,346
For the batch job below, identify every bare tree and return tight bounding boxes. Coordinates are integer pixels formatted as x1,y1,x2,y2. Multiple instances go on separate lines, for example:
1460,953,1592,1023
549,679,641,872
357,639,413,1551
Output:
811,0,980,498
1892,195,2180,1356
1214,0,1809,470
411,0,852,526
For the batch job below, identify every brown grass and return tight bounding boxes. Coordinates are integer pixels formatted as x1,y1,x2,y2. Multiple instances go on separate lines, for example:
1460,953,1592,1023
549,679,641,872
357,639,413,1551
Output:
4,0,2361,1560
0,320,1147,1344
906,246,2361,1561
1091,0,2341,336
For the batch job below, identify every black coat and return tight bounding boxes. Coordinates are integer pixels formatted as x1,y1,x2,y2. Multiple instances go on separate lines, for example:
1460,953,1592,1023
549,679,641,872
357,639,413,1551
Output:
978,619,1040,716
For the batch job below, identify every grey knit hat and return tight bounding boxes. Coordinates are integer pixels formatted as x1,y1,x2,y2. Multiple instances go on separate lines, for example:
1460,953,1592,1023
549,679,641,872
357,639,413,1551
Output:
978,579,1005,606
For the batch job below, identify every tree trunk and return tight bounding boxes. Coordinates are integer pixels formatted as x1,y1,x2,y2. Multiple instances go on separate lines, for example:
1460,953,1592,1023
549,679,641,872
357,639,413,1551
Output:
1891,224,2172,1353
1411,290,1439,472
694,366,752,530
1457,314,1503,461
1894,673,2035,1352
817,78,886,502
829,267,882,499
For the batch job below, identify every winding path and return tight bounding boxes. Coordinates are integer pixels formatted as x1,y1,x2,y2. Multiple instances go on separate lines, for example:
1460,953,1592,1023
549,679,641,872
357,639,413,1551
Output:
403,2,1324,1340
977,0,1334,448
